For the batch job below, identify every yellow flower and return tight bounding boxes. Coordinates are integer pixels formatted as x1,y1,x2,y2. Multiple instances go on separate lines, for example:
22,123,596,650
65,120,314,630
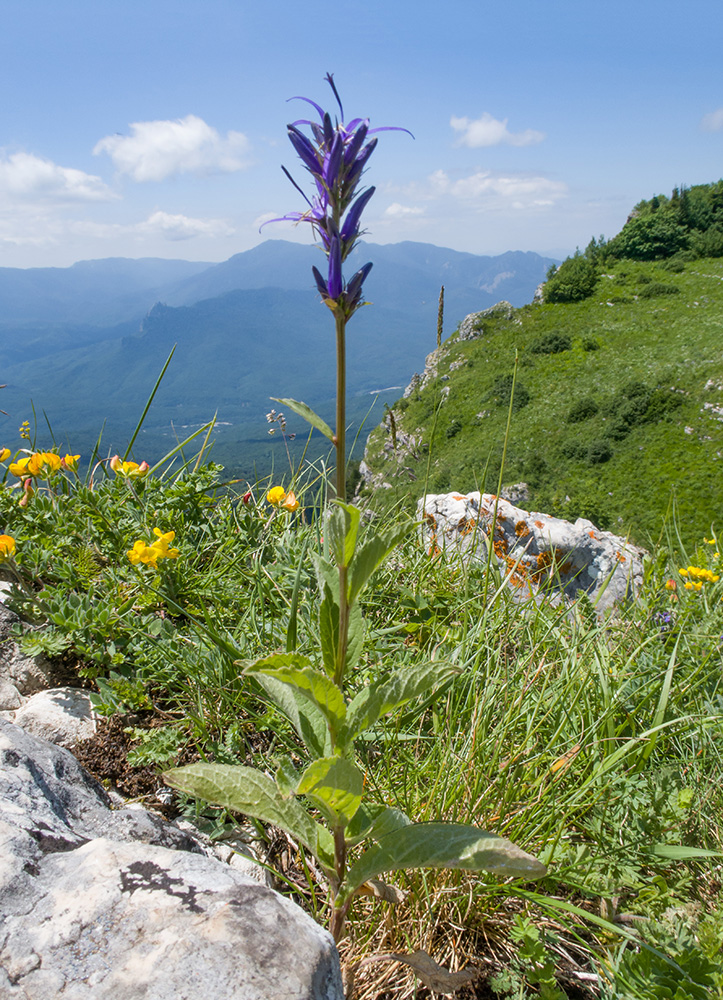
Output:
281,490,300,512
150,528,180,560
127,529,179,568
27,452,62,477
0,535,16,560
9,457,32,478
62,454,80,470
0,448,11,462
678,568,689,578
266,486,287,505
110,455,149,478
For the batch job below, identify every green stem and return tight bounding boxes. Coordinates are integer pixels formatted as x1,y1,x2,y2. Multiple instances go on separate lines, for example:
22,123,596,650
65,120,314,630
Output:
334,311,346,503
329,823,349,943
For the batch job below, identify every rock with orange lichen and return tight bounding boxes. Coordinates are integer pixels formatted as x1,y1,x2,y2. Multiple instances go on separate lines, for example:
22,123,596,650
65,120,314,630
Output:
419,492,646,612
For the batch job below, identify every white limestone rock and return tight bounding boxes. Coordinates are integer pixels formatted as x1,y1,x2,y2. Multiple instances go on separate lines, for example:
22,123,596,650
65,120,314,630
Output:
420,492,646,612
10,686,97,746
0,719,343,1000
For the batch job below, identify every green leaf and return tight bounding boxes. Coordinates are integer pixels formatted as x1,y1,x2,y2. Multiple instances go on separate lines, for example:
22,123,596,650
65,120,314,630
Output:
341,822,547,900
311,551,339,601
275,757,300,798
254,673,330,758
340,660,459,744
297,755,364,824
164,762,334,871
346,804,412,847
271,397,333,441
345,602,365,675
348,526,410,606
326,502,360,568
247,657,346,740
650,843,723,860
319,583,339,679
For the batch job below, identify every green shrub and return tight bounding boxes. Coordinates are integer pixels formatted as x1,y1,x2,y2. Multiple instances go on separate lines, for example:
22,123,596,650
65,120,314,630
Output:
489,374,530,411
581,335,600,351
545,255,597,303
638,282,681,298
690,224,723,258
567,397,599,423
587,439,613,464
446,418,462,439
608,213,689,260
529,332,572,355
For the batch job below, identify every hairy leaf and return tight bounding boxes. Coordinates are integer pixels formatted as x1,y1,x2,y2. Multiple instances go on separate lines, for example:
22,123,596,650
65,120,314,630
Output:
326,502,360,568
340,660,459,743
348,526,409,605
164,762,334,871
297,755,364,823
254,673,330,758
248,659,346,739
342,822,547,899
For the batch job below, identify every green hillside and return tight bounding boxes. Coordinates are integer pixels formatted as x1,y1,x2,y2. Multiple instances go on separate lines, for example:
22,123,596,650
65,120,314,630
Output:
361,254,723,547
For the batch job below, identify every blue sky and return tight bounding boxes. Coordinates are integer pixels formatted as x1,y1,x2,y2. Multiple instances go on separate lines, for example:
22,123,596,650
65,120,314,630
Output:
1,0,722,268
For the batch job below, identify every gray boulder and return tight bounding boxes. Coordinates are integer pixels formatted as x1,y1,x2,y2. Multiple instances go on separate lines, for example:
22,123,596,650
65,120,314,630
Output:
420,492,646,612
0,719,343,999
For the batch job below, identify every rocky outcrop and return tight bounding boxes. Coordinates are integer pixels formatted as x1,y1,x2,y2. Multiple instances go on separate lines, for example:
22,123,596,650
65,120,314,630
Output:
420,492,645,612
457,300,516,341
0,719,344,1000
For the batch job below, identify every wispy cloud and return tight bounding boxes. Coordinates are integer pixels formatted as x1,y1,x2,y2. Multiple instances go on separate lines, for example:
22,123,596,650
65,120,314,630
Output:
391,169,566,210
137,210,234,240
93,115,250,181
701,108,723,132
384,202,424,217
0,151,115,202
451,113,544,148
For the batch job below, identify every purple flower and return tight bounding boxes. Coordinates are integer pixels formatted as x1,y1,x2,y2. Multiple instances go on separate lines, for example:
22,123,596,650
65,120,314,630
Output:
268,73,411,319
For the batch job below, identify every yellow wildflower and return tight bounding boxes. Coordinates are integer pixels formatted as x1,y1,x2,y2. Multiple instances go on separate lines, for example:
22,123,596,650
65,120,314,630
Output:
281,490,300,512
9,457,32,478
0,535,16,560
0,448,10,462
150,528,180,560
62,454,80,470
110,455,149,477
127,540,156,567
266,486,287,505
27,452,62,477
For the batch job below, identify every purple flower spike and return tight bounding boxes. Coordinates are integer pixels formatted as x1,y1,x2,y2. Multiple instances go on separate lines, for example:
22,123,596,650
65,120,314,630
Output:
274,74,411,318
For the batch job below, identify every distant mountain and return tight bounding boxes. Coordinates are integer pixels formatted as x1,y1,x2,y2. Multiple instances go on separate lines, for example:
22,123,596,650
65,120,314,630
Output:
0,240,556,476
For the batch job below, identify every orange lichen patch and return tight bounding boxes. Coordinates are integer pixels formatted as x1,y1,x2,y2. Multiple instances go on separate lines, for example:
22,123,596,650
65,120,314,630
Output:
496,513,507,522
423,512,437,526
493,538,508,558
428,543,442,558
531,551,554,578
588,530,598,539
515,520,530,538
559,560,573,575
458,517,477,537
534,520,545,529
615,552,627,563
506,556,528,578
452,494,466,501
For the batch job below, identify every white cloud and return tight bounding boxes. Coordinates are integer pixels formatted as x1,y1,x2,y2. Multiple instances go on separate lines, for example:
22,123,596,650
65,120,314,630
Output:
93,115,250,182
0,151,115,202
384,202,424,217
451,113,545,148
450,171,566,203
136,209,234,240
701,108,723,132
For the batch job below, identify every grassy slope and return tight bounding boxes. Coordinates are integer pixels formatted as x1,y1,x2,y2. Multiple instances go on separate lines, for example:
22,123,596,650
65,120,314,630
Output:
362,257,723,548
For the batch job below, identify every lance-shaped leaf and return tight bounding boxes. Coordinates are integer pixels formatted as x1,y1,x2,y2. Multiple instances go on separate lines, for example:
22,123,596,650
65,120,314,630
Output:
326,501,360,568
164,762,334,872
319,582,340,678
348,525,410,606
340,822,547,901
271,397,333,442
254,673,330,758
339,660,459,744
297,755,364,824
247,656,346,741
311,551,338,601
